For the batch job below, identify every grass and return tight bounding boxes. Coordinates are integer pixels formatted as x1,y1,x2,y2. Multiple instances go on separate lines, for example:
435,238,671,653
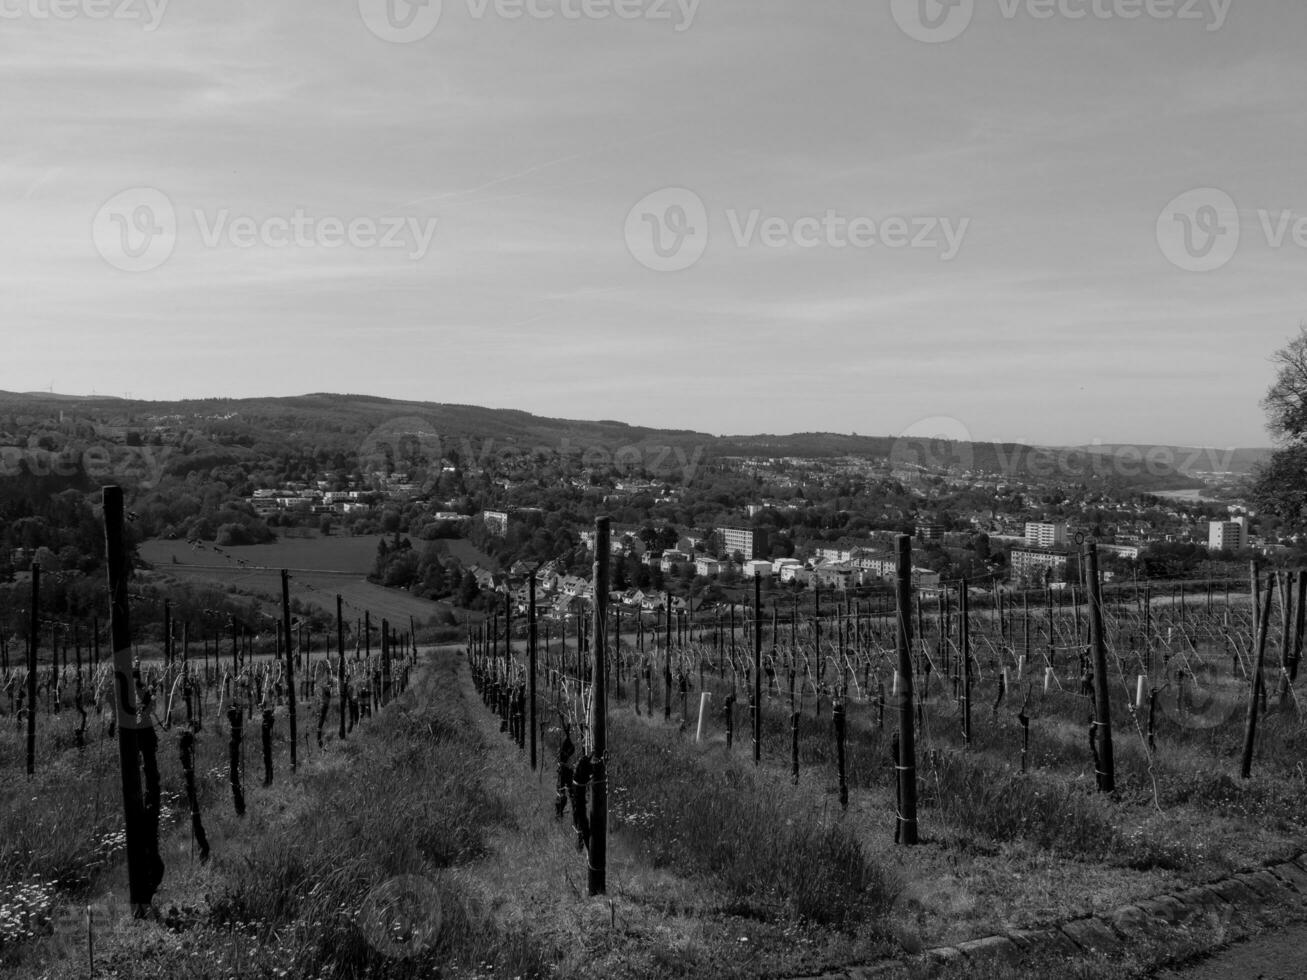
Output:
137,532,460,627
0,654,393,966
9,655,556,980
606,714,897,928
7,594,1307,978
199,676,552,980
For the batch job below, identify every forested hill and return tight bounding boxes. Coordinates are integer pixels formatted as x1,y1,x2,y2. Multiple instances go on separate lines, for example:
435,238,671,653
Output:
0,391,1212,495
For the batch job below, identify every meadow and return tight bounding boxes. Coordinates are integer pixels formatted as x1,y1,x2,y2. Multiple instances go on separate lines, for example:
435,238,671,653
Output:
137,533,476,629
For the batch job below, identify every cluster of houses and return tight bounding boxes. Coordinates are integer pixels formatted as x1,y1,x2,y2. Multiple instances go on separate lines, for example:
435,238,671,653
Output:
247,469,438,518
468,561,691,619
248,488,379,517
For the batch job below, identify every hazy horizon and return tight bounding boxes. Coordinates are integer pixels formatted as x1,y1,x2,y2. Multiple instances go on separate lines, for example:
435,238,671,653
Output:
4,1,1303,448
0,387,1276,451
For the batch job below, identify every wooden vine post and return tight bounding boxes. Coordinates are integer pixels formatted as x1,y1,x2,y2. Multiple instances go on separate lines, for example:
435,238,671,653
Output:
1083,540,1115,792
1241,563,1274,779
753,571,762,765
337,594,347,742
282,570,297,771
960,577,971,747
104,486,163,916
663,591,672,721
26,563,38,777
529,569,538,771
894,535,919,845
588,517,610,896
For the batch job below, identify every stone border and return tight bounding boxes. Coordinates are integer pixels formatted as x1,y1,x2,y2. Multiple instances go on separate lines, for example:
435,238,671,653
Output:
788,853,1307,979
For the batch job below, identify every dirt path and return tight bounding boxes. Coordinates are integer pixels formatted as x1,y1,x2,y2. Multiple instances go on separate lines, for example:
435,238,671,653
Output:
1157,922,1307,979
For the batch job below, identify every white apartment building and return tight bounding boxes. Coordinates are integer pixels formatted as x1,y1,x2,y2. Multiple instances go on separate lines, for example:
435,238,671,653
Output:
1208,517,1248,551
1025,522,1068,549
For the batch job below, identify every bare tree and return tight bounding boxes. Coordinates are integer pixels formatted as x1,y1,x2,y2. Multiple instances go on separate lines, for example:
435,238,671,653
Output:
1254,324,1307,527
1261,322,1307,442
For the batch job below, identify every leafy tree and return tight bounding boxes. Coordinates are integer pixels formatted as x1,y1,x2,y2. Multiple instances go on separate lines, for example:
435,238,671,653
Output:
458,570,482,608
1254,325,1307,528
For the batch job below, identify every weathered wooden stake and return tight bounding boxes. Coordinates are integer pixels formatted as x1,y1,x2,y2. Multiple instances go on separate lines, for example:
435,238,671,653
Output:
337,594,346,741
588,518,609,897
1241,564,1274,780
26,564,38,776
834,697,848,809
529,571,538,771
1084,541,1114,792
960,577,971,748
281,570,297,771
753,572,762,765
894,535,919,845
104,487,163,915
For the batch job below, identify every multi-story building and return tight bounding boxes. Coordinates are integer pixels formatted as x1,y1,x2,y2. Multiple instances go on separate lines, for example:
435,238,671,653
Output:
695,556,726,577
814,545,853,563
1025,522,1068,549
1009,548,1070,586
852,553,897,580
779,563,811,585
916,522,944,542
718,525,767,561
660,550,691,574
814,563,855,590
1208,518,1248,552
482,510,509,536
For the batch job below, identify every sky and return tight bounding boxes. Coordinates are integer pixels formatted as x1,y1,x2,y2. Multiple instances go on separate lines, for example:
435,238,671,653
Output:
2,0,1304,448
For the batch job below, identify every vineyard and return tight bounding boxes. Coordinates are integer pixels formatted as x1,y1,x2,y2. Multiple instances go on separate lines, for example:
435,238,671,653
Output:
5,510,1307,978
0,489,422,978
456,523,1307,974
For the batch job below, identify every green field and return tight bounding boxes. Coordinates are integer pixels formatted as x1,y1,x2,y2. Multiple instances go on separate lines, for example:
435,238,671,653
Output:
138,533,473,629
